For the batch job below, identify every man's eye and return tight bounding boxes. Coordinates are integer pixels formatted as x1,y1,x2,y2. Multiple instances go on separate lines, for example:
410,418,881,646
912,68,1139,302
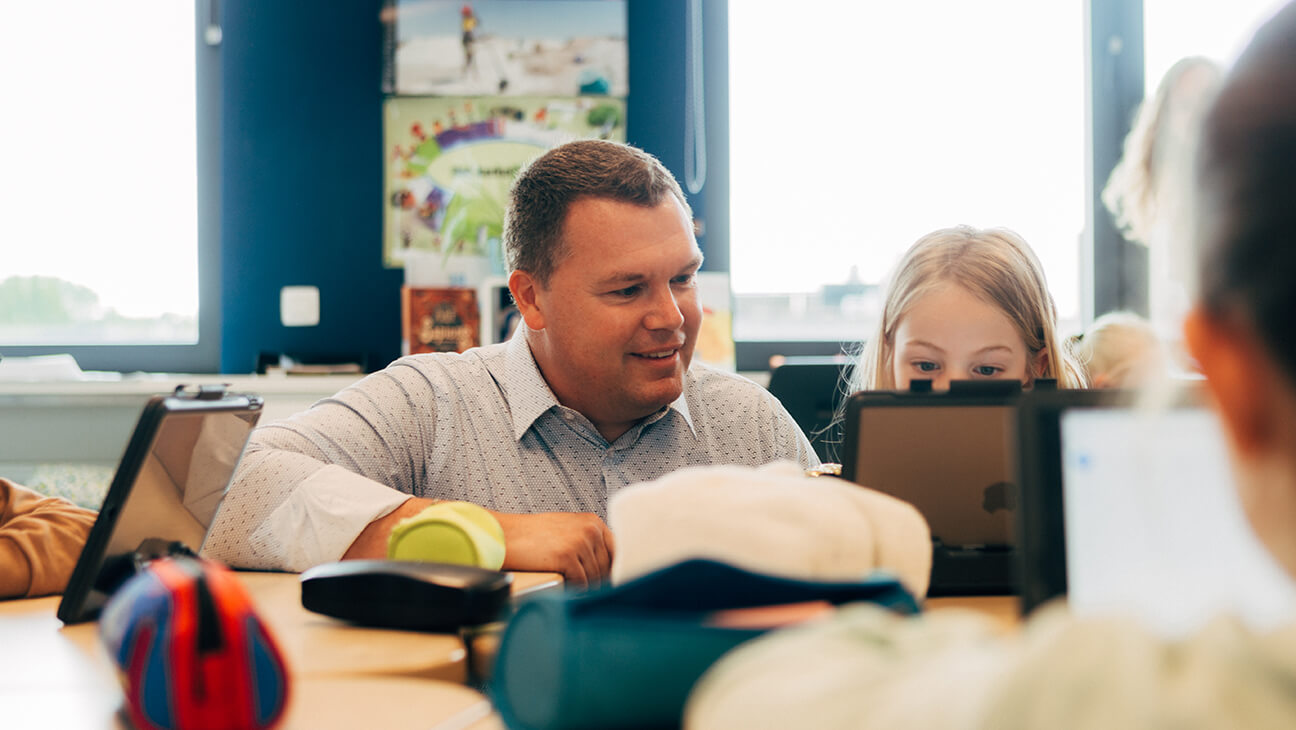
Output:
612,285,641,298
672,273,697,286
914,361,938,372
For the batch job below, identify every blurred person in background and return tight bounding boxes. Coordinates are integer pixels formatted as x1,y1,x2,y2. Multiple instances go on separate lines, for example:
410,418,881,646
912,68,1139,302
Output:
1103,56,1223,344
1071,310,1172,389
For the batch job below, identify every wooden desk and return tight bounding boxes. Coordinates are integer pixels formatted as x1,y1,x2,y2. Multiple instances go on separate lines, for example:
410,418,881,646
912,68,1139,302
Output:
237,570,560,683
0,570,561,729
924,594,1022,633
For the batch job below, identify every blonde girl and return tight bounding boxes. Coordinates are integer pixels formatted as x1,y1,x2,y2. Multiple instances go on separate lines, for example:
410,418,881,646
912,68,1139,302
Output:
1071,310,1171,389
846,225,1086,394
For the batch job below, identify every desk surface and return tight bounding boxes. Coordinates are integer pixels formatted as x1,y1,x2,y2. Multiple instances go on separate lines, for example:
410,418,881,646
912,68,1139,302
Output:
925,594,1021,633
0,570,561,729
2,572,1018,728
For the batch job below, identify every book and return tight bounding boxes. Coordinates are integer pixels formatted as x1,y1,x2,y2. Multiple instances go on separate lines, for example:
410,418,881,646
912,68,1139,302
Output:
401,286,481,355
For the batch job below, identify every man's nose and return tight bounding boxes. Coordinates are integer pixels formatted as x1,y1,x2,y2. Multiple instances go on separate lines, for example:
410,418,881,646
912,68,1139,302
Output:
643,286,685,330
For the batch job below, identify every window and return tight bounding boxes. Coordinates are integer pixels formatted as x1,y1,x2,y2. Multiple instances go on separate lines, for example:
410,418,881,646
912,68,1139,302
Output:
728,2,1085,359
1135,0,1289,336
0,1,215,372
1144,0,1286,85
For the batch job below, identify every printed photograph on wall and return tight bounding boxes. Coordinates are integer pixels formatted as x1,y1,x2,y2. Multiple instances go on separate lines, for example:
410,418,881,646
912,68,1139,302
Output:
382,0,628,97
383,95,626,268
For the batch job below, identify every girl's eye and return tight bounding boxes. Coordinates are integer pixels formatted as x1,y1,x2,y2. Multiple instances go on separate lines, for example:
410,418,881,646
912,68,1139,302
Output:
974,365,1003,377
914,361,939,372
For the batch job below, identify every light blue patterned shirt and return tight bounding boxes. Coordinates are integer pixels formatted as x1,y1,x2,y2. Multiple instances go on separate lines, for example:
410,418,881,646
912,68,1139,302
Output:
204,329,817,570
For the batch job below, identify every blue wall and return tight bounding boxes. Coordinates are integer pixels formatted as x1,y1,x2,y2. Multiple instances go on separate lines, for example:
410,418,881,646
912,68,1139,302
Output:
219,0,728,373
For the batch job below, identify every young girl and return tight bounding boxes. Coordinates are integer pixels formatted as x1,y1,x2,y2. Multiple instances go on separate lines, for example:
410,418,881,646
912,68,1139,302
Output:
846,225,1085,394
1071,310,1171,389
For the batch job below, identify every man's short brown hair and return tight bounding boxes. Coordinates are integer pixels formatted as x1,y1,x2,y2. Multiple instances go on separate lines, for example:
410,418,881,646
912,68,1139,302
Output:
503,139,692,286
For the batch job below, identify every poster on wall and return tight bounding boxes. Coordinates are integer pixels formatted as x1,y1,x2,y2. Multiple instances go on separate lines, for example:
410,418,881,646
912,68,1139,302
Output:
382,0,628,97
695,272,736,372
383,95,626,268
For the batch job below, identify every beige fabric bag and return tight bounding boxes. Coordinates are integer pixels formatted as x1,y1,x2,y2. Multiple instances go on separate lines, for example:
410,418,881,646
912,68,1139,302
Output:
608,460,932,598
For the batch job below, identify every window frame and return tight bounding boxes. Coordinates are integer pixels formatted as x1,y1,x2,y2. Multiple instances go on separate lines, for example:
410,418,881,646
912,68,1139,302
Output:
1087,0,1148,318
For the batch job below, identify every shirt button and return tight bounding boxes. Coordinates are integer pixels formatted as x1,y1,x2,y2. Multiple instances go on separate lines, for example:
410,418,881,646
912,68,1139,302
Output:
563,412,575,421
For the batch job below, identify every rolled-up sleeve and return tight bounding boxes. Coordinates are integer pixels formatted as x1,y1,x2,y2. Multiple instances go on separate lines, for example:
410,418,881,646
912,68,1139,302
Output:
202,367,435,571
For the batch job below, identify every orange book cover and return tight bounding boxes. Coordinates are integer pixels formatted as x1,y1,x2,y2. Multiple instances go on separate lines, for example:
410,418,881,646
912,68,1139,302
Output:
401,286,481,355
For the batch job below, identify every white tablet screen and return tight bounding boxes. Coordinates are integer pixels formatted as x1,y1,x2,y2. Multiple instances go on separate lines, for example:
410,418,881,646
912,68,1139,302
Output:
1060,407,1295,636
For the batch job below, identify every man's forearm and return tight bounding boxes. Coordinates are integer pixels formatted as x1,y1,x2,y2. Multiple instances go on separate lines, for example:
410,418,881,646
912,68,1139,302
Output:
342,496,441,559
343,501,616,587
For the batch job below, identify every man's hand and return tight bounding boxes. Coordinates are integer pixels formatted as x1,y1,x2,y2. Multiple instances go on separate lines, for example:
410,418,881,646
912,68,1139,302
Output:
344,500,615,588
491,511,615,588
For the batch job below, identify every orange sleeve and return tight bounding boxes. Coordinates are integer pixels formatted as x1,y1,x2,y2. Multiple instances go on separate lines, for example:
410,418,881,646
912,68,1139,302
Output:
0,478,98,599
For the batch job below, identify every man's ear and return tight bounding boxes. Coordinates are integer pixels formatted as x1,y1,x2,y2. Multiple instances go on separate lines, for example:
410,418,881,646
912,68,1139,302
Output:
1184,306,1274,457
508,270,546,331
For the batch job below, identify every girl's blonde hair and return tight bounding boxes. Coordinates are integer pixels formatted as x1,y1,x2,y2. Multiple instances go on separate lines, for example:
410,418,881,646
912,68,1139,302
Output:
846,225,1086,394
1102,56,1222,245
1072,310,1170,389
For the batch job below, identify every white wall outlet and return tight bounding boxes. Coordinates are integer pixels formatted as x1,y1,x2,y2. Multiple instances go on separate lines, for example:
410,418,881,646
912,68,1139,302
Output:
280,285,320,327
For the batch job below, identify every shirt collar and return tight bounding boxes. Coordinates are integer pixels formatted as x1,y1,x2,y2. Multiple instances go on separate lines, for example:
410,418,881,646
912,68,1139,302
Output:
499,325,699,441
501,326,562,441
668,387,697,435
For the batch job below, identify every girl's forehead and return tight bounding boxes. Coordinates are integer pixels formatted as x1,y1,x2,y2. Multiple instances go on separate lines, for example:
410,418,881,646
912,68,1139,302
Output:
904,282,999,317
895,286,1025,348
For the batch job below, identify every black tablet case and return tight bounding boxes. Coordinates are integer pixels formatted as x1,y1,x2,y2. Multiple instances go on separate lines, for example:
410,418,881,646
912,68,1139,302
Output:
841,382,1024,596
58,385,263,624
1015,387,1160,615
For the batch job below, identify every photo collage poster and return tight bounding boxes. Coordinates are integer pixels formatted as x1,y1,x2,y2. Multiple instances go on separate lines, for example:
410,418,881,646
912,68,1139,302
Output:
382,0,628,271
384,95,626,267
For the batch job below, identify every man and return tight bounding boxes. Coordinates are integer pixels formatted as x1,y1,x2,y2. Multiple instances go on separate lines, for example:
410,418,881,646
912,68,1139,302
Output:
204,140,817,585
0,478,96,599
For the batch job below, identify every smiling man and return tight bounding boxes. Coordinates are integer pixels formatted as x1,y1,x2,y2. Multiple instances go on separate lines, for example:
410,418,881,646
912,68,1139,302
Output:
205,140,817,585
